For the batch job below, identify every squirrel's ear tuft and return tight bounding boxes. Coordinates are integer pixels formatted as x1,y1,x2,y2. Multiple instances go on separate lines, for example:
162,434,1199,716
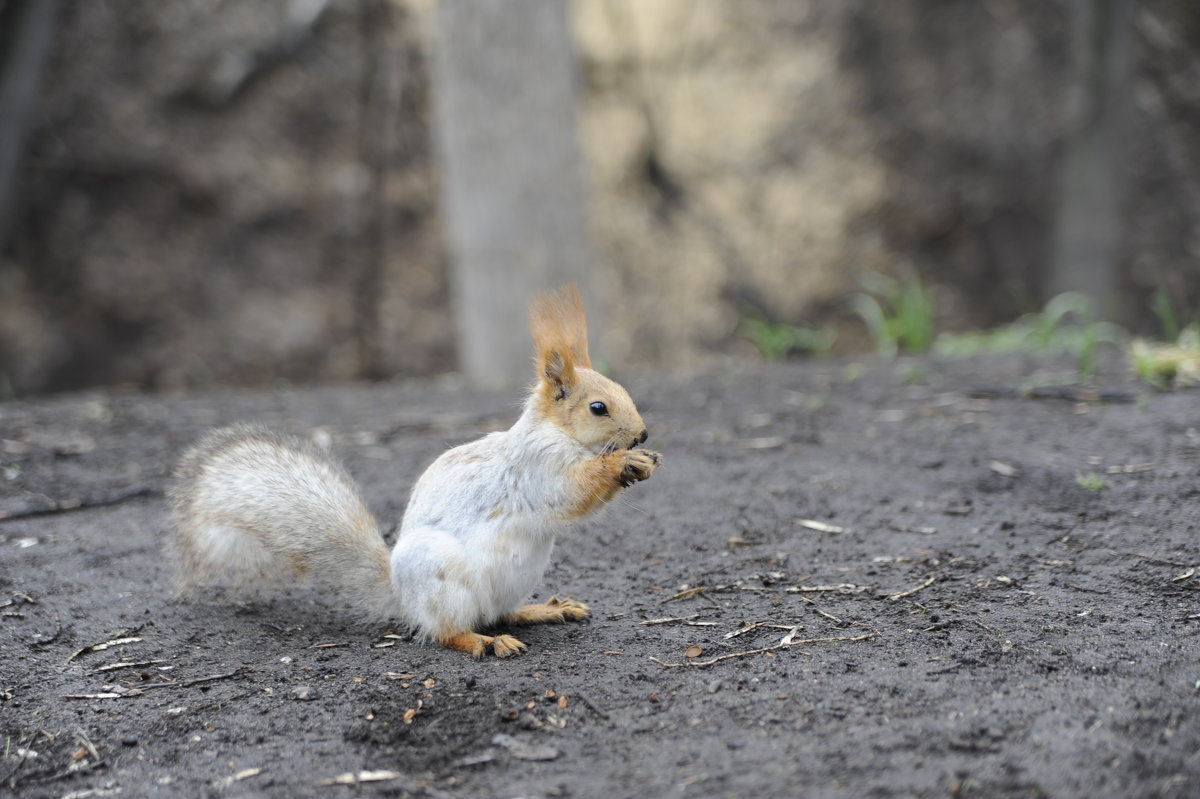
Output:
530,285,592,398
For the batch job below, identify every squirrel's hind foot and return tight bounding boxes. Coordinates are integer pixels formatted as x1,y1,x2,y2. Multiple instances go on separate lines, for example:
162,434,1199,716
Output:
504,596,591,625
440,631,528,659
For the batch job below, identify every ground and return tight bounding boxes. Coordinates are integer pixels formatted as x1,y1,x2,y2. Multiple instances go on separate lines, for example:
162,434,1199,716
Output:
1,355,1197,798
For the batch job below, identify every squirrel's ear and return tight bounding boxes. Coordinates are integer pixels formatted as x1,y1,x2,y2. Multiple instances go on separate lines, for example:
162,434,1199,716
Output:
529,285,590,400
540,347,577,400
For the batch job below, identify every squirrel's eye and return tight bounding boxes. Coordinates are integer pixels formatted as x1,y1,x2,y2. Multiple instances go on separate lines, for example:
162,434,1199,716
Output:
589,401,609,417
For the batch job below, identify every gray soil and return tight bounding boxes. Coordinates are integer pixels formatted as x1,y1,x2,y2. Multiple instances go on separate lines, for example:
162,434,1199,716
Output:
2,355,1198,798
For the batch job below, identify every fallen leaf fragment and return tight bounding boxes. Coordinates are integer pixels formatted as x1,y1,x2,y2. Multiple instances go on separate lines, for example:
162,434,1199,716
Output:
786,583,871,594
67,635,143,663
795,519,844,534
90,637,142,649
316,770,403,786
453,750,498,768
1172,568,1195,582
91,659,168,674
988,460,1018,477
215,767,265,789
374,633,405,649
402,708,417,724
661,586,707,603
62,692,124,700
491,733,560,761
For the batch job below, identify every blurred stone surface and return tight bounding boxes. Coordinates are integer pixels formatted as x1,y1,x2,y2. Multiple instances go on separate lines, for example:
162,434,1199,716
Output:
3,0,1199,396
3,0,447,395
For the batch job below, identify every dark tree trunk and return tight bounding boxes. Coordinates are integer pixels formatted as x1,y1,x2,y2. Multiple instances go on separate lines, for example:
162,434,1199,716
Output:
0,0,59,251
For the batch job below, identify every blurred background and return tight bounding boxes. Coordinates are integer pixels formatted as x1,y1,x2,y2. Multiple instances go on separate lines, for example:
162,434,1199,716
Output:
1,0,1198,398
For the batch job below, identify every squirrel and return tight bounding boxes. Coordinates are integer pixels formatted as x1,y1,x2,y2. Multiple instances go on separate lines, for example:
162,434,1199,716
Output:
168,285,661,658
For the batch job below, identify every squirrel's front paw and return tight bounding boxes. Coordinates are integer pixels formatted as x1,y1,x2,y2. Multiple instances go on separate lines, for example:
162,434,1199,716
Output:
619,449,661,487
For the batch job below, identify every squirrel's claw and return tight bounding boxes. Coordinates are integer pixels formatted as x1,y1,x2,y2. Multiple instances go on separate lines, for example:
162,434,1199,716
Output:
505,597,591,625
545,596,590,621
619,449,662,487
490,634,527,658
441,630,528,659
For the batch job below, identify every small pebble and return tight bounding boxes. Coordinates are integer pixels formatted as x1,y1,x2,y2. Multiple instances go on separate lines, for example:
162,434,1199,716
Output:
121,735,138,747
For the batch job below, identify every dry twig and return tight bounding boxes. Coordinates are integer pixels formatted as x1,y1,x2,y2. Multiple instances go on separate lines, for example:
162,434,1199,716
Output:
640,614,703,626
795,519,845,533
1127,551,1188,567
73,728,100,762
316,770,403,787
887,575,937,601
649,633,876,668
660,586,707,604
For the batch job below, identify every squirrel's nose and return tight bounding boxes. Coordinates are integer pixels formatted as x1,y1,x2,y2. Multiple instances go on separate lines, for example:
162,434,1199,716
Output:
637,429,649,445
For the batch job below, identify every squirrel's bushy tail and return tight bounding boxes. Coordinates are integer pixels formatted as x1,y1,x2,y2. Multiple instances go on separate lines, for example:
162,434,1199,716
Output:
168,425,395,620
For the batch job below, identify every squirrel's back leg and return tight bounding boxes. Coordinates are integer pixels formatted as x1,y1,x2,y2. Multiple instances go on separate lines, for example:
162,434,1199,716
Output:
439,630,527,659
503,597,590,625
393,529,540,658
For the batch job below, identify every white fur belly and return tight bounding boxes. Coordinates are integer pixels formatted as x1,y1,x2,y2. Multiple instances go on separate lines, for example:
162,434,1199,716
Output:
390,523,556,637
472,530,554,619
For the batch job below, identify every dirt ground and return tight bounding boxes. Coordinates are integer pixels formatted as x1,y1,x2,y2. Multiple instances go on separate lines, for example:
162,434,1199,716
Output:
1,354,1198,798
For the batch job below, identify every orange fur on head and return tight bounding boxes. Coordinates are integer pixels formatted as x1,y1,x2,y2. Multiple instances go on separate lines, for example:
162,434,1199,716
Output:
529,284,592,397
